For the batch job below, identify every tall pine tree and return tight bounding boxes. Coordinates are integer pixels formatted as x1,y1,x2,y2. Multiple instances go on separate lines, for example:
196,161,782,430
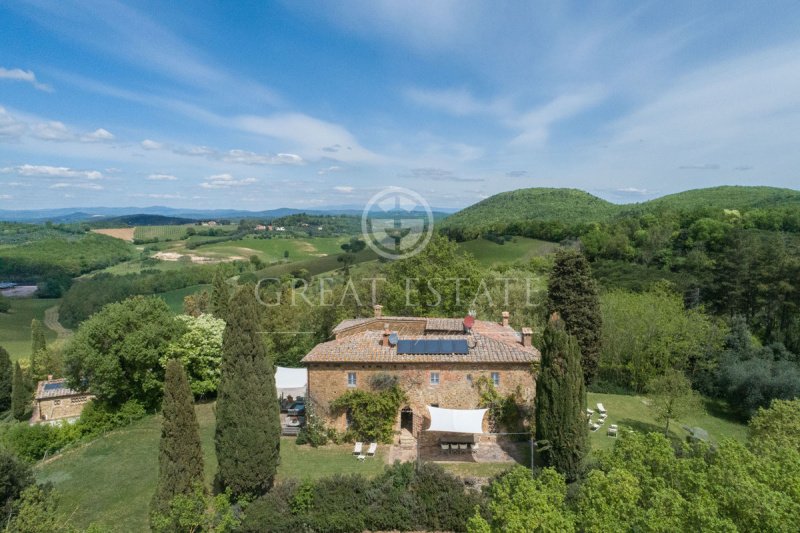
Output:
535,313,588,481
11,362,30,421
30,319,47,381
215,286,280,499
210,270,230,320
150,359,205,529
0,346,12,411
546,249,602,385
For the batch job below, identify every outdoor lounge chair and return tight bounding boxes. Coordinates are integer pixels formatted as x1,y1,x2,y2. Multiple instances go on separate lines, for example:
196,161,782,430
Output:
596,403,607,414
353,442,363,456
607,424,618,437
590,422,600,432
586,408,594,416
367,443,377,457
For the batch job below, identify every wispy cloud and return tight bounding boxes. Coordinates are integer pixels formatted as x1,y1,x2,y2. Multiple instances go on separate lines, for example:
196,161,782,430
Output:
509,87,606,146
147,173,177,181
0,67,52,91
0,107,26,139
141,139,164,150
3,164,103,180
0,194,12,200
401,167,484,182
49,182,103,190
200,173,257,189
333,185,354,193
405,87,509,117
82,128,115,142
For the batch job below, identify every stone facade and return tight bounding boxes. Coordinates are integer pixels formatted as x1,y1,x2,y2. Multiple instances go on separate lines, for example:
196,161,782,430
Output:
307,362,535,439
34,378,94,424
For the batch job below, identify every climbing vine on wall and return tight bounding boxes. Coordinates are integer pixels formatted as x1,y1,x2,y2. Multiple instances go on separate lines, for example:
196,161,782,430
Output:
331,376,406,443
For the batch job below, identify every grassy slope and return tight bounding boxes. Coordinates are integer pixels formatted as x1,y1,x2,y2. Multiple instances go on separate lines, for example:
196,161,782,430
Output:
195,236,349,263
156,284,212,314
586,392,747,453
36,403,386,532
36,393,746,530
0,298,59,361
457,236,559,266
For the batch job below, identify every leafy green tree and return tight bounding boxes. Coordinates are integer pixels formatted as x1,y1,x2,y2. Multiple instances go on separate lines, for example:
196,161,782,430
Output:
747,398,800,453
150,359,205,530
163,314,225,397
383,234,483,317
0,346,12,411
11,362,30,421
211,270,231,320
576,469,641,532
467,467,575,532
183,290,210,317
646,369,703,435
151,486,239,533
546,249,602,385
0,448,35,516
535,314,588,481
6,485,72,533
215,287,280,499
600,286,725,391
63,296,183,410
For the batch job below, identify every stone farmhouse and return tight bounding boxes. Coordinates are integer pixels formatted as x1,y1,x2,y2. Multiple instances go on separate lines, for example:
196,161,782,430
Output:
33,378,94,425
302,305,539,448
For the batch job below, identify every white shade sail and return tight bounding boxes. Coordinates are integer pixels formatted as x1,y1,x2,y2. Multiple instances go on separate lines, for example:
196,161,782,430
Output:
426,406,488,434
275,367,307,398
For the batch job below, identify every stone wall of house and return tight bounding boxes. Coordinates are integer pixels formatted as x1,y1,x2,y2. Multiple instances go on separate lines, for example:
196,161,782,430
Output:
307,362,535,439
37,394,93,422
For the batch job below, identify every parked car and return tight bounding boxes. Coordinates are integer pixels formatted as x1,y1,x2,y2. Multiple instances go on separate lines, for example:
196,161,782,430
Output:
287,401,305,416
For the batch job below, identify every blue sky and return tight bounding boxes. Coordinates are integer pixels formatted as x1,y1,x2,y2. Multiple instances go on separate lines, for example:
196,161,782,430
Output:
1,0,799,210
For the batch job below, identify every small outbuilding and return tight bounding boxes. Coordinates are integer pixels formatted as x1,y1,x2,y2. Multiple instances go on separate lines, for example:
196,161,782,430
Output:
34,378,94,424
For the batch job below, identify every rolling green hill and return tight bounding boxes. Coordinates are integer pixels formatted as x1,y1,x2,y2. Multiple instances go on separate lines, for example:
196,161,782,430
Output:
441,186,800,239
440,188,619,234
639,185,800,212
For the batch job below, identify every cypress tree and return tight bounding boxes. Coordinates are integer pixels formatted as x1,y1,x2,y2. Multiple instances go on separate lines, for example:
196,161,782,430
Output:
215,286,280,499
546,249,602,385
150,359,205,527
535,313,588,481
210,270,230,320
11,362,30,421
0,346,12,411
30,319,47,381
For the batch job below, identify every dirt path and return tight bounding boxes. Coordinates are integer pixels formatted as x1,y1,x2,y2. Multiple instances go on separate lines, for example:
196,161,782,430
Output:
44,306,72,339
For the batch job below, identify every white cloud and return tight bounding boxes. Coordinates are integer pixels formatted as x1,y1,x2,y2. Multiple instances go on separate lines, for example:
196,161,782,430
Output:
133,193,184,199
83,128,115,142
333,185,354,193
405,87,508,117
234,113,378,162
147,173,178,181
200,173,257,189
0,106,26,139
509,87,606,146
6,164,103,180
141,139,164,150
0,194,12,200
318,165,342,175
30,121,73,141
222,149,305,166
49,182,103,190
0,67,52,91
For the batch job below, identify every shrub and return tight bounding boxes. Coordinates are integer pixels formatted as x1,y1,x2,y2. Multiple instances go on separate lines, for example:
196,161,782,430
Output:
76,399,146,438
331,382,406,443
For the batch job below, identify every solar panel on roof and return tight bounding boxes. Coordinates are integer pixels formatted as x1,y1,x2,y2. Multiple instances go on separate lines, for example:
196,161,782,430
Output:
396,339,469,355
43,382,65,392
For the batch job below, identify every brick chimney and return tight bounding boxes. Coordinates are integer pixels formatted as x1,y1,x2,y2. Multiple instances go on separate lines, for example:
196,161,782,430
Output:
501,311,510,327
381,323,391,347
521,327,533,348
374,304,383,318
47,374,53,380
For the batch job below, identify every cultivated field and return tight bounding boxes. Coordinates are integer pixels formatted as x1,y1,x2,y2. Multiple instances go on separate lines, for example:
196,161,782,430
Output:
0,297,60,360
194,236,349,263
90,228,135,242
133,224,191,241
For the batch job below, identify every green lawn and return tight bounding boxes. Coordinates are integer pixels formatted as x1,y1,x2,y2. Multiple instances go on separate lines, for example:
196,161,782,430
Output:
195,236,349,263
0,297,59,361
457,237,559,267
586,392,747,453
36,403,386,532
156,284,212,314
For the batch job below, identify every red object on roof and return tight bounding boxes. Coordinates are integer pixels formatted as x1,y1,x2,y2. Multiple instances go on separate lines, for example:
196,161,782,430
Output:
463,315,475,329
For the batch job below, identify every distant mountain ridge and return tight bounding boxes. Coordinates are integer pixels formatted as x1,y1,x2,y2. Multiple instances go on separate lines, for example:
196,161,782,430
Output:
0,205,459,223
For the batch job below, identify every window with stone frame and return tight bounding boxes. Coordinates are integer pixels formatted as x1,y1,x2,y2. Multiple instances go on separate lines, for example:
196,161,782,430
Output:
347,372,357,387
430,372,440,385
491,372,500,386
